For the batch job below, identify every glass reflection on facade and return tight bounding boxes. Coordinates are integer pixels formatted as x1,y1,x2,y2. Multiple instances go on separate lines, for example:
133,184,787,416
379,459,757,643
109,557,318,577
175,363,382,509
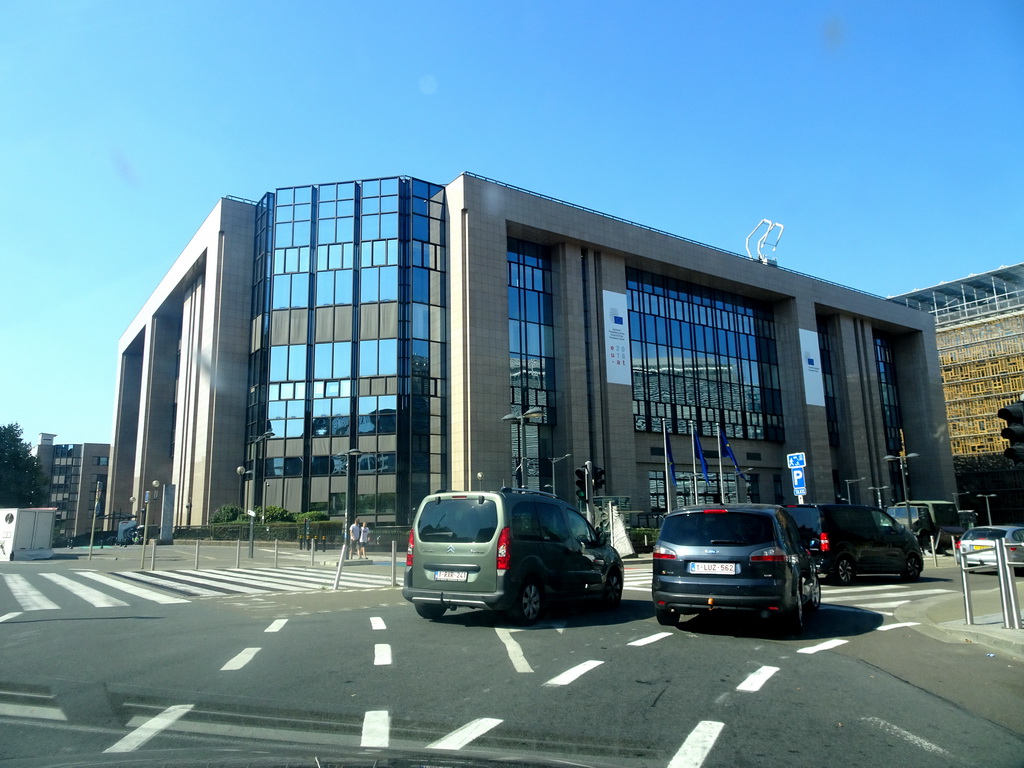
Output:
245,177,446,525
626,267,783,443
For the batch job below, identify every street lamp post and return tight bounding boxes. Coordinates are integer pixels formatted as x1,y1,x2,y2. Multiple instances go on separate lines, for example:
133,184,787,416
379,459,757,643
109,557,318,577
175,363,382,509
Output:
843,477,866,504
253,430,274,514
140,480,160,568
547,453,571,498
884,452,919,529
868,485,890,508
977,493,996,526
501,406,543,488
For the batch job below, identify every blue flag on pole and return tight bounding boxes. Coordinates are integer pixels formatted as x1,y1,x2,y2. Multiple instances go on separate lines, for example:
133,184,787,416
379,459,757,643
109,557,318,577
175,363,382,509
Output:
719,429,746,479
693,430,709,483
664,426,677,487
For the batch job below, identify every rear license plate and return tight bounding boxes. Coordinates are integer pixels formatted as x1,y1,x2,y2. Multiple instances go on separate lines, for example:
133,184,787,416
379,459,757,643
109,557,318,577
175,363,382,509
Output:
434,570,468,582
973,544,987,551
689,562,737,575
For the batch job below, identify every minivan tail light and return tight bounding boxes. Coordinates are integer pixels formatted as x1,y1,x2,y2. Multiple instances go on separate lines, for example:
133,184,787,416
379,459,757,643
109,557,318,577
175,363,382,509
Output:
497,527,512,571
406,529,415,567
653,545,676,560
820,532,830,552
750,546,786,562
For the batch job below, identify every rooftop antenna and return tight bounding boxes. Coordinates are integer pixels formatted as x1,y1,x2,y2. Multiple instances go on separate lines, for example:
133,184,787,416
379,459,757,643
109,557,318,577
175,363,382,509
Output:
745,219,784,264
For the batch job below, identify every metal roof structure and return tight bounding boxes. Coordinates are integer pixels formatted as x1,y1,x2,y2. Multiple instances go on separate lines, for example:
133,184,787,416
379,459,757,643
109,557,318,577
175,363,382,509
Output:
890,263,1024,326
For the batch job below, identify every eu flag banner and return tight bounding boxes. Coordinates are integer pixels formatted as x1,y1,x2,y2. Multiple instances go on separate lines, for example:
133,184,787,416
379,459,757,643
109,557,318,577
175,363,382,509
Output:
693,430,710,483
719,429,746,479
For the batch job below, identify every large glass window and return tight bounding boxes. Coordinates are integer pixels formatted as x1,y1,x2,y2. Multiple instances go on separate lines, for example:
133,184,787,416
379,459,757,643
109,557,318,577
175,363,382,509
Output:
627,267,782,442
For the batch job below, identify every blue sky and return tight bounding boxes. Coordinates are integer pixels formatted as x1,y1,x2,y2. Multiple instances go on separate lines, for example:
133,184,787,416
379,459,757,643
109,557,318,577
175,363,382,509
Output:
2,1,1022,446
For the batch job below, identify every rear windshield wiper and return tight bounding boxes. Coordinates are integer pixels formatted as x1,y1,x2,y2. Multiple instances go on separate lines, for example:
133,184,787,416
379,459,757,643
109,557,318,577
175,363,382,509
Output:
709,539,748,546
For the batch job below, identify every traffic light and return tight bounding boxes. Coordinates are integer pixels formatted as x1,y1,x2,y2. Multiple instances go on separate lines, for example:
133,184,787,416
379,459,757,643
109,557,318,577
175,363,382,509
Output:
592,466,606,491
575,466,589,502
998,401,1024,464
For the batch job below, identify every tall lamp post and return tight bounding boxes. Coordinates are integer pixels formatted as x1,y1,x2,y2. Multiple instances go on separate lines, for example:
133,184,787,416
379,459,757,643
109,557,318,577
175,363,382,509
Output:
501,406,543,487
884,452,919,528
977,493,996,526
253,430,274,513
140,480,160,568
547,453,571,498
868,485,889,508
843,477,866,504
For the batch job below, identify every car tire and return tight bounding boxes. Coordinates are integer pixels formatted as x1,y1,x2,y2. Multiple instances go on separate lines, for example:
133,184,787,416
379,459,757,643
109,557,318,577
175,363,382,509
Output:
831,555,856,586
655,607,678,627
414,603,447,621
510,579,543,625
780,580,804,635
807,573,821,612
900,553,923,582
603,569,623,609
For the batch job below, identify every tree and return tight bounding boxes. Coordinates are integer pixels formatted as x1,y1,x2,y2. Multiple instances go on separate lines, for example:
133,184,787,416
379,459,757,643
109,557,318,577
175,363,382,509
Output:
0,424,47,508
259,505,294,523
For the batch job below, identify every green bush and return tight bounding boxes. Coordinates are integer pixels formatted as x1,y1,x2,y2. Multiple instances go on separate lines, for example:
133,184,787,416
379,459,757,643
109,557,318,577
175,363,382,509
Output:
211,505,243,523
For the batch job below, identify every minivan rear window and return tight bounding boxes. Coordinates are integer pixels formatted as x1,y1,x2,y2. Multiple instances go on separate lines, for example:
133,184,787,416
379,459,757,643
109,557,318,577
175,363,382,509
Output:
660,512,774,547
417,497,498,543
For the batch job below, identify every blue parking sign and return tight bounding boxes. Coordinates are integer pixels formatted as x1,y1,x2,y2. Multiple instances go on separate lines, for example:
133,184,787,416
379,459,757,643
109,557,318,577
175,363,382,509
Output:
791,467,806,496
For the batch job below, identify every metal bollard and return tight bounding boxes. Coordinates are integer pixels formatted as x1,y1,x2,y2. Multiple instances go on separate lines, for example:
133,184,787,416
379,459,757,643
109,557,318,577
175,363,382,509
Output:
148,539,157,571
391,539,397,587
333,544,347,590
236,539,241,569
194,539,200,570
960,554,974,625
274,539,279,568
996,540,1023,630
310,537,315,566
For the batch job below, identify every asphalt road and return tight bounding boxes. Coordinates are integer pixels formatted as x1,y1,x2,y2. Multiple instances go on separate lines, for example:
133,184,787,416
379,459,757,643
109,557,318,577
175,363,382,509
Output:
0,555,1021,767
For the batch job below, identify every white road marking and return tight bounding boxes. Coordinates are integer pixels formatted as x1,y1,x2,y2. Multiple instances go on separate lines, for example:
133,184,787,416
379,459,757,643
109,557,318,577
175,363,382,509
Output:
77,571,190,604
878,622,920,631
103,704,193,753
798,639,848,654
668,720,724,768
629,632,673,647
736,665,780,692
40,573,128,607
0,702,66,720
265,619,288,633
374,643,392,666
825,588,951,602
495,627,533,673
427,717,503,750
362,710,390,747
221,647,261,670
370,616,386,630
543,660,604,687
0,612,23,623
1,574,59,610
862,717,951,756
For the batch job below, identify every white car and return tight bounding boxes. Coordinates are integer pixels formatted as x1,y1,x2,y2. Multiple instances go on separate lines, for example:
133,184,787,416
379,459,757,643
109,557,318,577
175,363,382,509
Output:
957,525,1024,571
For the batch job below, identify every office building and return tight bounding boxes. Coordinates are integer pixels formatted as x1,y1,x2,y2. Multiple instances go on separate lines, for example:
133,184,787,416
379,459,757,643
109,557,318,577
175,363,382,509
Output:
31,433,110,541
110,173,955,528
893,264,1024,521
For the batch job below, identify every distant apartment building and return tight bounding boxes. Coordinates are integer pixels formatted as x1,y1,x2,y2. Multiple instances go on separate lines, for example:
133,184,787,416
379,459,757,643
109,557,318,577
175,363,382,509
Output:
893,264,1024,522
110,173,955,529
31,433,111,540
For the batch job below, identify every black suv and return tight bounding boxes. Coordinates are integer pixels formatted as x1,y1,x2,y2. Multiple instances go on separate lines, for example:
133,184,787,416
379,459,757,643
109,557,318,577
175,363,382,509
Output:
786,504,923,586
651,505,820,633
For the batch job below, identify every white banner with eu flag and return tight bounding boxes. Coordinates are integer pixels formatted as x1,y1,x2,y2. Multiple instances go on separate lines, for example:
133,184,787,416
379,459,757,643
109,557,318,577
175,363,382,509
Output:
603,290,631,385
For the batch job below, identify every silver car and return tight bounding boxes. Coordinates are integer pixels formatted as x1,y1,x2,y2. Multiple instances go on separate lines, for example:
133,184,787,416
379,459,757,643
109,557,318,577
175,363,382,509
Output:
957,525,1024,571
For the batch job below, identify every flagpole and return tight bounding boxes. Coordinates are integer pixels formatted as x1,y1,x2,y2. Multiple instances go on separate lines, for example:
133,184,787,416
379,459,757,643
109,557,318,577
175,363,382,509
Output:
690,421,698,506
662,420,671,511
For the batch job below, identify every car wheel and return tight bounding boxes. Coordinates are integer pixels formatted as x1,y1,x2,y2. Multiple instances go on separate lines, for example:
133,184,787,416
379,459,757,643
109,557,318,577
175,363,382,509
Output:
831,555,856,586
414,603,446,621
780,580,804,634
603,569,623,609
901,553,923,582
807,573,821,611
511,579,543,625
655,607,677,627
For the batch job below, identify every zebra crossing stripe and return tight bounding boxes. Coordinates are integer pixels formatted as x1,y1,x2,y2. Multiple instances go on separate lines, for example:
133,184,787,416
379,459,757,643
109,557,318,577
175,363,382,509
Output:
1,574,59,611
77,571,190,604
116,571,224,597
40,573,129,608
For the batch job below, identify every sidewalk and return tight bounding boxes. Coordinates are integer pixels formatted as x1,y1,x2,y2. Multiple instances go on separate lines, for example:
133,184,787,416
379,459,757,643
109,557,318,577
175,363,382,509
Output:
894,557,1024,661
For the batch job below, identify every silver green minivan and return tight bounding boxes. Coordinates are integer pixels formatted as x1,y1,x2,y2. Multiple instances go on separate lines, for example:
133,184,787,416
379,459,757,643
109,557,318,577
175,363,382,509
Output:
403,488,624,624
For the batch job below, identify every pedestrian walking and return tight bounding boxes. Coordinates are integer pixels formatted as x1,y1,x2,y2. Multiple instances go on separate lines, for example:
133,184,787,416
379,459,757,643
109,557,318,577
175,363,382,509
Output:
359,521,370,559
349,518,361,559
